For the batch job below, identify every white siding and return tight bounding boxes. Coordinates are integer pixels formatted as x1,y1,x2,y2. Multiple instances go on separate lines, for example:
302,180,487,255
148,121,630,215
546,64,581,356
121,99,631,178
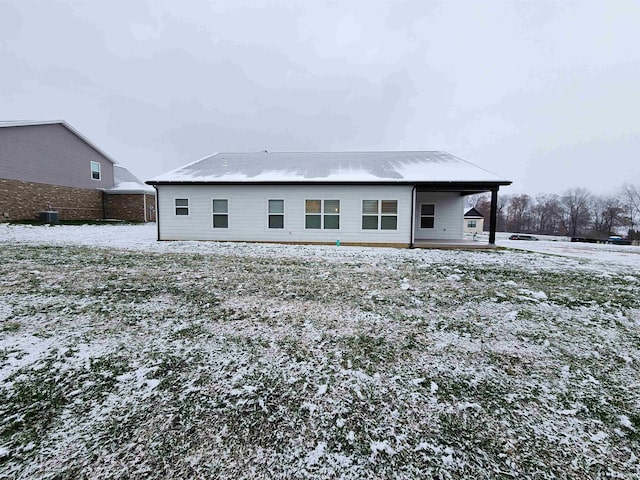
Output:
414,192,464,240
157,184,415,244
463,217,484,234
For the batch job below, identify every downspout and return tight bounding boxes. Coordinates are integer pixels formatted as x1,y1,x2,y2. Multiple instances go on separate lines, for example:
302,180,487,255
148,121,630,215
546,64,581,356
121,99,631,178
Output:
143,193,147,223
409,185,417,248
154,186,160,241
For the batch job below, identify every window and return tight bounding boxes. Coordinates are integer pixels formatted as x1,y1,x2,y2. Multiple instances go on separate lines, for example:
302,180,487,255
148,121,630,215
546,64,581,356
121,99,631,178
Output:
467,220,477,228
90,161,101,180
305,199,340,229
268,199,284,229
420,204,435,228
212,199,228,228
362,200,398,230
175,198,189,216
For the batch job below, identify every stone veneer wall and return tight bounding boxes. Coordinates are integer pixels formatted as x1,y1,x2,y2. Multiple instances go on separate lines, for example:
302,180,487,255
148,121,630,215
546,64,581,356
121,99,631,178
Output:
0,177,103,221
104,193,156,223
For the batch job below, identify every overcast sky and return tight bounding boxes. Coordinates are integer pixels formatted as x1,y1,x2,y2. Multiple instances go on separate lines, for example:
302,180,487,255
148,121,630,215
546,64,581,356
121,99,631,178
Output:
1,0,639,195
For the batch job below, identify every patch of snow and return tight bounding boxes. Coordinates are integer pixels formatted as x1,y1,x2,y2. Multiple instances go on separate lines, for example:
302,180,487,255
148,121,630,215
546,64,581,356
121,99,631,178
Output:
503,311,519,321
370,440,395,459
590,431,608,442
619,415,636,431
145,379,161,390
441,446,455,467
306,441,326,466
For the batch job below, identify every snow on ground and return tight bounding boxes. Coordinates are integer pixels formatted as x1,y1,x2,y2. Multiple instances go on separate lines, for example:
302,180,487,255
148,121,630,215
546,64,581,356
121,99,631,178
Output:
497,236,640,269
2,222,639,268
0,224,639,479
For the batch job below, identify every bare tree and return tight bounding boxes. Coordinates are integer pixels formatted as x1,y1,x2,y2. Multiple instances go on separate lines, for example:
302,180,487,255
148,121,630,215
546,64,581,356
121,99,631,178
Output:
562,187,592,237
464,193,483,210
531,194,564,235
619,184,640,234
506,194,531,232
473,194,491,220
495,194,510,232
473,193,508,232
591,195,625,236
466,185,639,238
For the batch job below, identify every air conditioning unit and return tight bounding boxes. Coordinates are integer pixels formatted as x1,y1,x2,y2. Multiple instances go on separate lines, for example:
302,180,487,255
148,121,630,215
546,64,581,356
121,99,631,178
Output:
39,211,59,223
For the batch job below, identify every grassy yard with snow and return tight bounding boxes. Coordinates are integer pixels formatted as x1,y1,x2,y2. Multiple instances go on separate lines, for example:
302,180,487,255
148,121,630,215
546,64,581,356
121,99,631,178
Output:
1,225,639,479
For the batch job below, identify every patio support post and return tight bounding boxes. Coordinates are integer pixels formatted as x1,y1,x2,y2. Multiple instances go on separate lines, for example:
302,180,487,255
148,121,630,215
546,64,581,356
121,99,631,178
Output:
489,187,498,245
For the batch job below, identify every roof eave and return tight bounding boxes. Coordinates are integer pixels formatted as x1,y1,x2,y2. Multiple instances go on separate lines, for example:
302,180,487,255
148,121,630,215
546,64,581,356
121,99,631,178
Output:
146,180,512,189
106,188,155,194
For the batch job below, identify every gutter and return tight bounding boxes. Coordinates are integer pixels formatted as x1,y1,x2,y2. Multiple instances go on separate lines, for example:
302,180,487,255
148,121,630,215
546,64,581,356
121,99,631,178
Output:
145,180,512,188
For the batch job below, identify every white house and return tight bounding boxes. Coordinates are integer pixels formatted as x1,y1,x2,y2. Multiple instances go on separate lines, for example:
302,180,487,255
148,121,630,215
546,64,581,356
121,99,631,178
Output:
463,207,485,235
146,151,511,247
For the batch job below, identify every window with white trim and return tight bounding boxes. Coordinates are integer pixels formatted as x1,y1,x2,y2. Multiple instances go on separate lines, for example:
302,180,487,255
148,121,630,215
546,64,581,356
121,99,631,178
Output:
305,199,340,229
268,199,284,229
362,200,398,230
90,161,101,180
467,220,477,228
420,204,435,228
212,199,228,228
175,198,189,216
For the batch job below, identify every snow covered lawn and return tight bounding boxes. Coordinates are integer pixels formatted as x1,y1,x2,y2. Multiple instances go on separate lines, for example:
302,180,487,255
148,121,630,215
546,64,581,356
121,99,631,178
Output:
1,224,639,479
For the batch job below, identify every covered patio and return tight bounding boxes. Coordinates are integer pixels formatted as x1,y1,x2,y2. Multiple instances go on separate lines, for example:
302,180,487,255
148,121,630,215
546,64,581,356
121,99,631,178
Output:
410,182,510,248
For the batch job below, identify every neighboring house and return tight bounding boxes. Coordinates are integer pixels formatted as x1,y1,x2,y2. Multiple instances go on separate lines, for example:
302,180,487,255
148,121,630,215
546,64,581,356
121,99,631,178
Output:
105,166,156,222
0,120,155,222
463,207,485,235
147,151,511,247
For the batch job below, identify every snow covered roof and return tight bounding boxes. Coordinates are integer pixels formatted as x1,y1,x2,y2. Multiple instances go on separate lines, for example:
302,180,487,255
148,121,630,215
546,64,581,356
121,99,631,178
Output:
147,151,511,186
0,120,118,165
464,208,484,218
107,165,155,194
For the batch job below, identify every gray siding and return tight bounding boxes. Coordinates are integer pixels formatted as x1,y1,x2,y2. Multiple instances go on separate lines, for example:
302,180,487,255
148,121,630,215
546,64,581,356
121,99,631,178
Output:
0,124,114,189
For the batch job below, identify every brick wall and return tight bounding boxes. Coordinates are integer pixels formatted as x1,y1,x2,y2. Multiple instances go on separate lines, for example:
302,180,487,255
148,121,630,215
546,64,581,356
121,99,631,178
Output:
104,193,156,222
0,177,103,221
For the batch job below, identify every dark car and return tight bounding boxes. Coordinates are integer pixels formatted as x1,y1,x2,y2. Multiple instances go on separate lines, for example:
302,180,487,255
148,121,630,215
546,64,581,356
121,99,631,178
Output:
509,234,539,241
608,236,632,245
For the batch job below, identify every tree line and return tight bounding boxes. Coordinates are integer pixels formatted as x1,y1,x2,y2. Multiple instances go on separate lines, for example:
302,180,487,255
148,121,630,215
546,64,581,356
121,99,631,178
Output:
470,184,640,240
